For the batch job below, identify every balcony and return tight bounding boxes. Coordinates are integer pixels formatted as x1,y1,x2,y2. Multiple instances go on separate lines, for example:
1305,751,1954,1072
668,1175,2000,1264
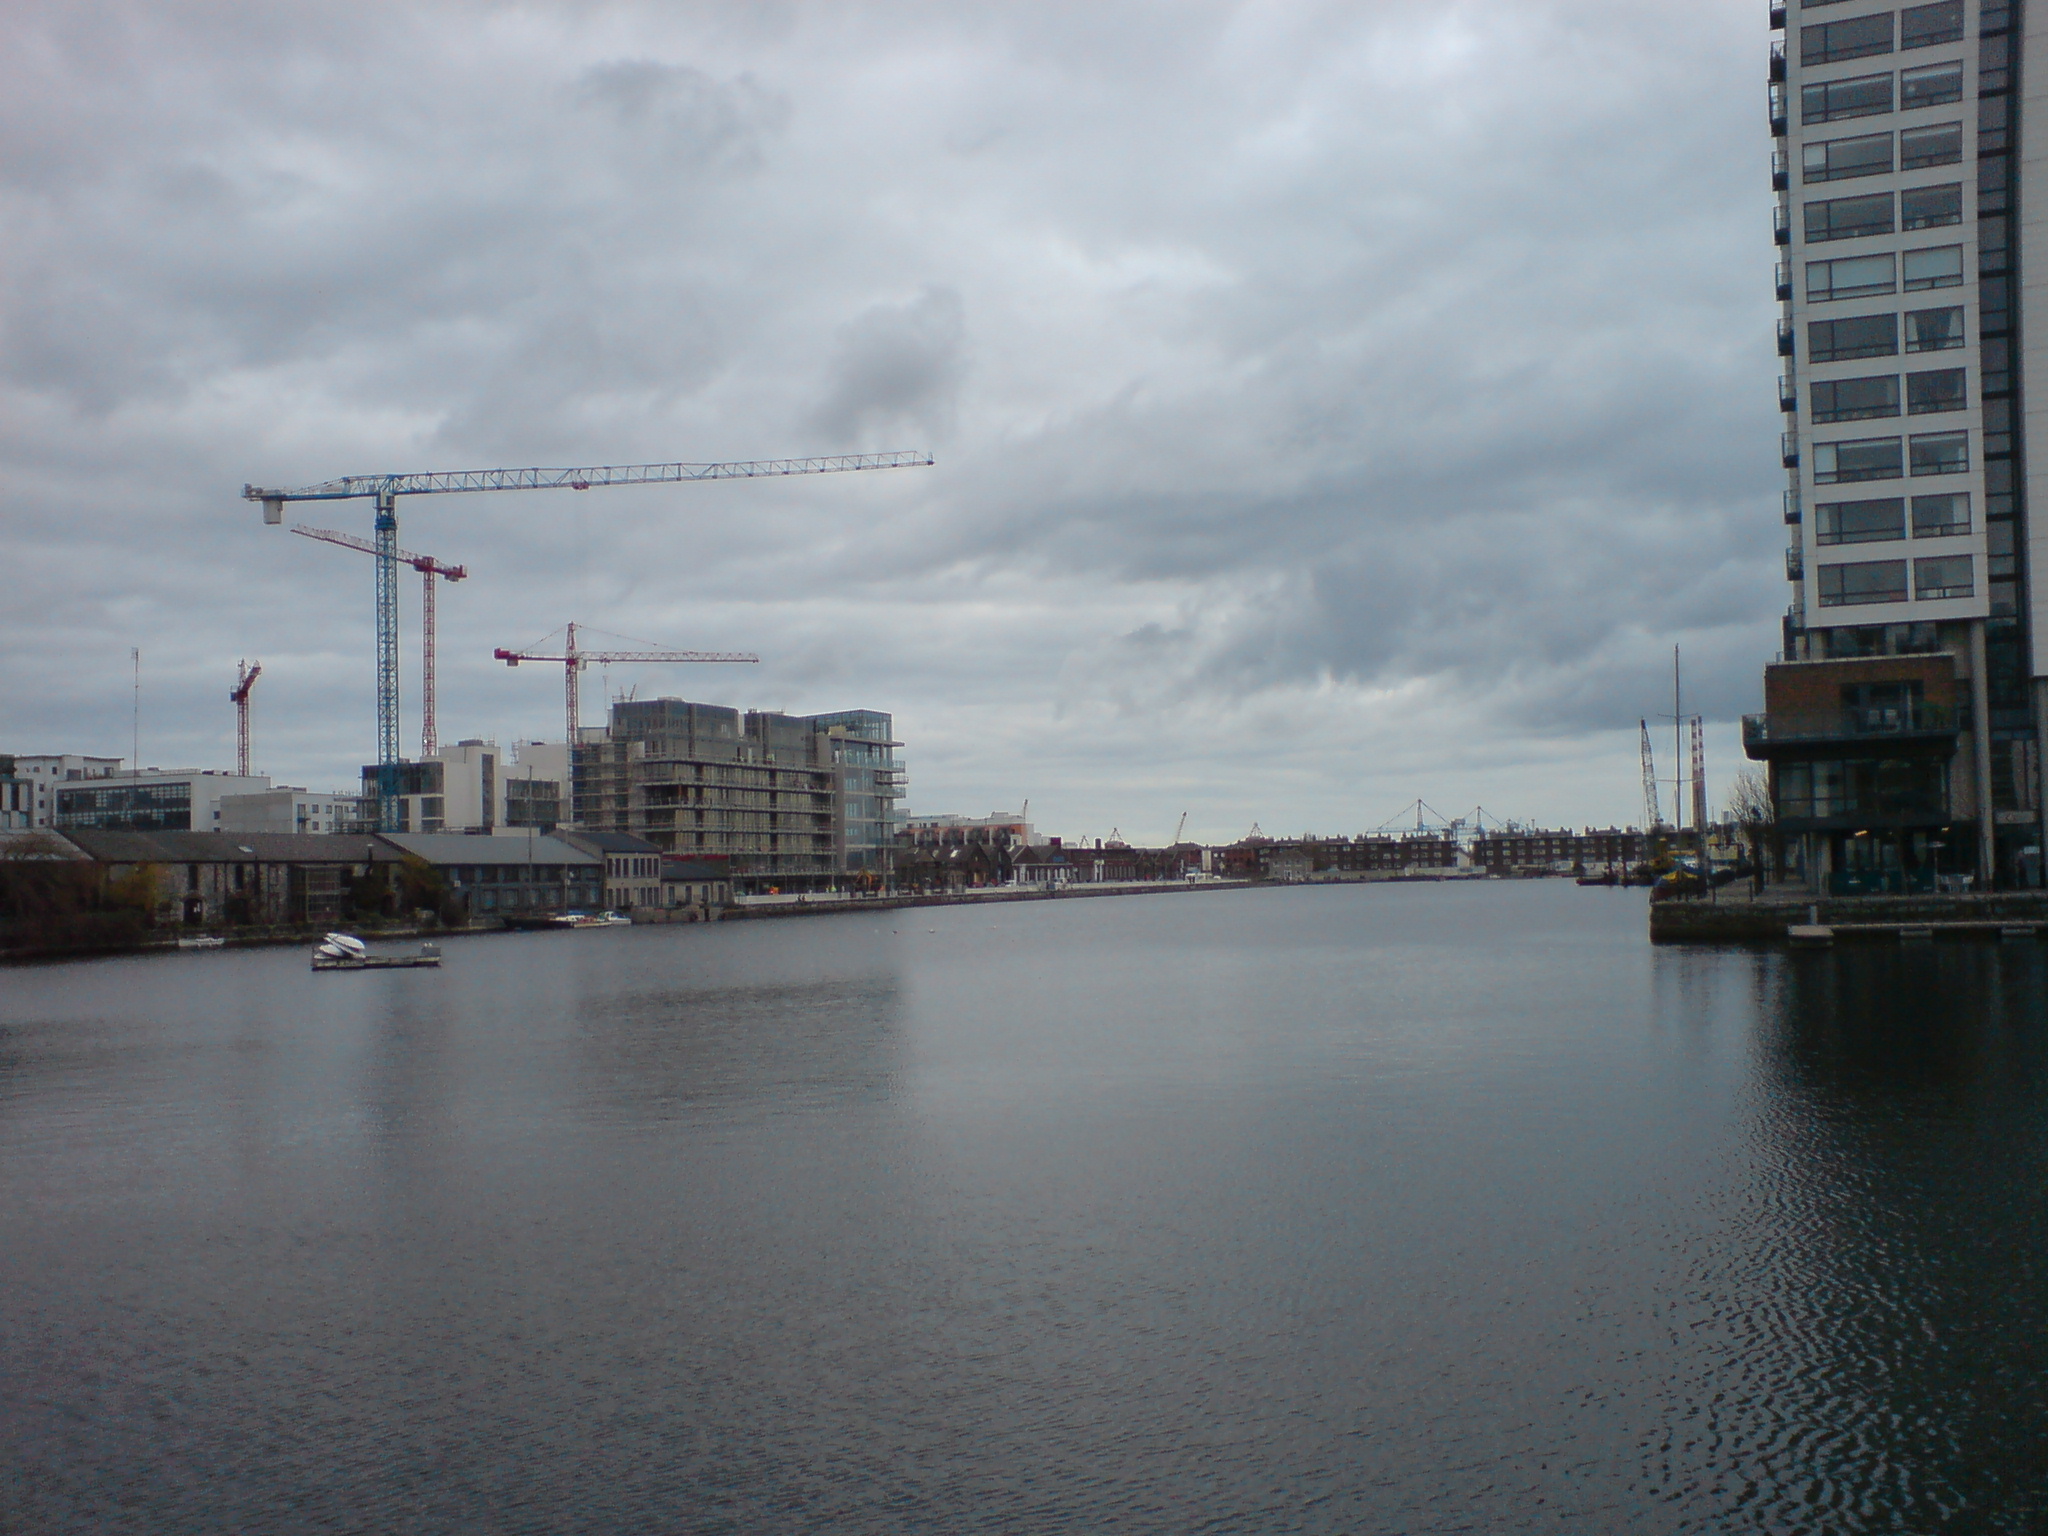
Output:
1742,702,1958,751
1770,2,1786,28
1769,39,1786,82
1781,427,1799,468
1786,544,1804,580
1769,83,1788,138
1779,372,1796,412
1771,146,1789,191
1784,487,1802,524
1776,257,1793,300
1773,203,1791,245
1777,318,1796,356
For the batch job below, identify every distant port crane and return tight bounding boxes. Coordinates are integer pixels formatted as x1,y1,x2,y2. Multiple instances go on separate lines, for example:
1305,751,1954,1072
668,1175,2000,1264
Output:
242,451,932,829
230,661,261,778
494,623,758,752
292,524,468,759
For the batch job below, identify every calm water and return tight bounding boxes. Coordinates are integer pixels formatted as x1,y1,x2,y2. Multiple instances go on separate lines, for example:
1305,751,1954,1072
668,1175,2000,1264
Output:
4,882,2048,1533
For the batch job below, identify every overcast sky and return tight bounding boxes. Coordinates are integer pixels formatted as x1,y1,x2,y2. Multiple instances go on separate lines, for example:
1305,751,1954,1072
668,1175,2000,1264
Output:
2,0,1776,843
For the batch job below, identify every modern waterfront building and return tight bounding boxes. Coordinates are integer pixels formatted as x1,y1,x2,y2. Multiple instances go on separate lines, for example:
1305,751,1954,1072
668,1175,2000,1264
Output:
51,768,272,834
1749,0,2042,889
357,739,569,835
5,754,124,828
217,788,372,836
572,698,903,887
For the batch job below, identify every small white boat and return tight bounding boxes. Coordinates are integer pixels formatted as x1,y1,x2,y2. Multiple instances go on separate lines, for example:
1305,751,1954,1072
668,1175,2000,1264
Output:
312,932,442,971
176,935,227,950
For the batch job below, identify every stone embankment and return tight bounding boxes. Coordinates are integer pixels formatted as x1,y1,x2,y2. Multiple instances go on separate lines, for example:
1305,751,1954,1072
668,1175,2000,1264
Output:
1651,890,2048,945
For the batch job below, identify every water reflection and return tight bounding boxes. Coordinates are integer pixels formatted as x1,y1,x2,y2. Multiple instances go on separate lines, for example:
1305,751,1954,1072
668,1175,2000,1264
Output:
1637,940,2048,1530
5,891,2048,1532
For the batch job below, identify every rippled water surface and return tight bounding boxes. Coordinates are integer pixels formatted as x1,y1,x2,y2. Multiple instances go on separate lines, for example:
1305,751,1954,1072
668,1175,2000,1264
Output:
6,882,2048,1532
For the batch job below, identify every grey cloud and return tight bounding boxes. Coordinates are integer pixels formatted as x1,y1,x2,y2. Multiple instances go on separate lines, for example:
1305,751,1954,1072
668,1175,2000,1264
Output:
809,286,967,447
0,0,1786,831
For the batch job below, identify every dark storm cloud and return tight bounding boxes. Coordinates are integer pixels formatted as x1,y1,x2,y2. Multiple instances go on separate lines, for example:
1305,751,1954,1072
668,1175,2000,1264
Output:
0,0,1777,835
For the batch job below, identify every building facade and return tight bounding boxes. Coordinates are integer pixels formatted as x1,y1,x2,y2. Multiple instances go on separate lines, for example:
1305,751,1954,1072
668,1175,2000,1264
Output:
573,699,902,889
217,788,371,836
358,740,569,835
7,755,124,828
1753,0,2040,889
53,769,271,834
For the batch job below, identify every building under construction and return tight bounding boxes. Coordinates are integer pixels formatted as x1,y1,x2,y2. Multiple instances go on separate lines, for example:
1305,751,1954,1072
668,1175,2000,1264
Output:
572,698,903,887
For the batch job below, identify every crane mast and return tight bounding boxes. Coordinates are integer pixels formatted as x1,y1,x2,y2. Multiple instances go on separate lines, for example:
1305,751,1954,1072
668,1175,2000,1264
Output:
292,524,467,758
229,661,262,779
244,451,930,830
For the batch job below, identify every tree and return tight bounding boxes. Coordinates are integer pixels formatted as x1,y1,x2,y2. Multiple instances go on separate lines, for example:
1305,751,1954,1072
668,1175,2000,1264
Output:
1726,766,1775,896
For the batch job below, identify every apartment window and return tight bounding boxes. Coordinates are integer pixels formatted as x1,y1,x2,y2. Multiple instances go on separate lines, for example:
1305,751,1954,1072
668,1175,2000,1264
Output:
1898,121,1961,169
1903,305,1964,351
1802,13,1894,65
1909,430,1968,475
1812,375,1900,423
1820,560,1910,605
1899,60,1963,110
1815,436,1904,483
1807,253,1896,303
1914,554,1973,599
1806,192,1893,243
1906,368,1965,414
1809,312,1899,361
1900,0,1963,48
1900,184,1962,231
1803,72,1895,124
1902,245,1963,290
1817,496,1907,544
1803,131,1893,183
1911,492,1970,536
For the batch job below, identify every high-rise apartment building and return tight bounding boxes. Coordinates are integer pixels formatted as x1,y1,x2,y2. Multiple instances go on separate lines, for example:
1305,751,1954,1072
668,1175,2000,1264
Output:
573,698,903,886
1749,0,2040,890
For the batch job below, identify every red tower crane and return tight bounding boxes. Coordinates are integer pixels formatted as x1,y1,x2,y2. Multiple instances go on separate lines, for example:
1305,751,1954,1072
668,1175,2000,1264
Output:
292,524,468,757
494,622,759,748
229,660,262,777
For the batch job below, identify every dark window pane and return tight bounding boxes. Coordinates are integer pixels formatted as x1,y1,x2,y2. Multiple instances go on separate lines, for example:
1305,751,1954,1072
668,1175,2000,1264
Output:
1904,306,1964,351
1911,493,1970,536
1804,131,1894,183
1899,121,1962,169
1816,436,1905,484
1914,554,1973,598
1909,431,1969,476
1901,0,1963,47
1808,253,1896,301
1813,374,1901,423
1806,192,1894,242
1819,560,1910,605
1804,73,1896,124
1901,184,1962,230
1809,312,1900,361
1900,61,1963,109
1817,497,1907,544
1906,368,1966,414
1802,13,1895,64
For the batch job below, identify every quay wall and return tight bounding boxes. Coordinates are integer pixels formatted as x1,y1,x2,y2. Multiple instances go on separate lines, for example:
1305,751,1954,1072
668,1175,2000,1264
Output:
1651,892,2048,945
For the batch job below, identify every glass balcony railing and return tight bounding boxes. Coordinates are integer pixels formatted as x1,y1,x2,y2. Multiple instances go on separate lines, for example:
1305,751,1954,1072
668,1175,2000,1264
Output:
1784,487,1802,524
1781,427,1799,467
1742,703,1958,748
1786,545,1804,580
1775,257,1793,300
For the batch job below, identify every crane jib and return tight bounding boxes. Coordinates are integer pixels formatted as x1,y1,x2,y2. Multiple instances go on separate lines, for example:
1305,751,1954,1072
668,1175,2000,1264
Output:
242,451,932,503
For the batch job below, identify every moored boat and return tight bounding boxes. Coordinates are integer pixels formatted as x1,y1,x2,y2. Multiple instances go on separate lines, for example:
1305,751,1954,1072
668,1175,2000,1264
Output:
312,933,443,971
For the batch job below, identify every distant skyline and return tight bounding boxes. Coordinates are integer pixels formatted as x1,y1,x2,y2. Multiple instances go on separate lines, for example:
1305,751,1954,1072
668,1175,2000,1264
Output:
0,0,1773,845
